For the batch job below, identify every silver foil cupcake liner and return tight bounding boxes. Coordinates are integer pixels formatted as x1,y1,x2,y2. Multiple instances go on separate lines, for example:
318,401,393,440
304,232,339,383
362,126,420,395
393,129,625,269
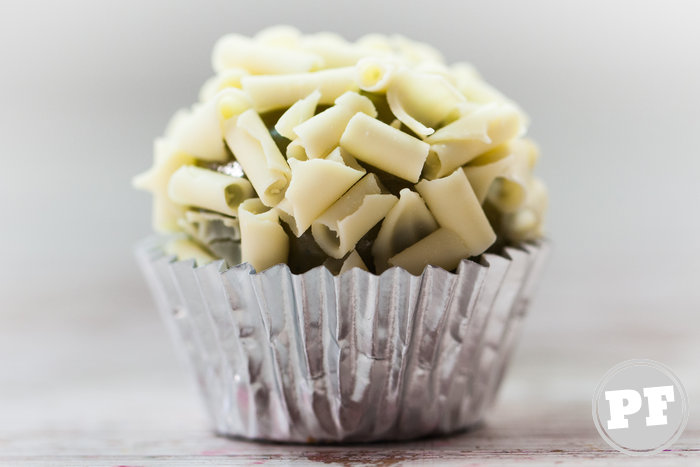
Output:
136,237,549,443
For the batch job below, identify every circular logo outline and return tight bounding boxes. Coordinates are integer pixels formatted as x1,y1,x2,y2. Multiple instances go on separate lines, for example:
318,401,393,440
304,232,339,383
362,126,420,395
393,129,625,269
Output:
592,359,689,456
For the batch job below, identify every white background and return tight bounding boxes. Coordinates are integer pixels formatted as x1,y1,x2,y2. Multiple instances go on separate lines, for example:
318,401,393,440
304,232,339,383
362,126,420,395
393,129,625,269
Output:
1,0,698,434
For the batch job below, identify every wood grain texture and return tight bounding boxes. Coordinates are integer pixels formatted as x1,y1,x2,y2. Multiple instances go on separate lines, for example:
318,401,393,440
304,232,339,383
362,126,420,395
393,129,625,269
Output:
1,276,698,465
1,412,698,466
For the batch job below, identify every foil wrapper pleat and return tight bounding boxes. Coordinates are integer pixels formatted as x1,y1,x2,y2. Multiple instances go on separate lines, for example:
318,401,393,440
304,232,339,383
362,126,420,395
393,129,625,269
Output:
136,238,548,443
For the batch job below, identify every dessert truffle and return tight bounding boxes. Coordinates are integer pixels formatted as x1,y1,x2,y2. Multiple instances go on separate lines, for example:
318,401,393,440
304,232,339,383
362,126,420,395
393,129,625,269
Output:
134,26,546,275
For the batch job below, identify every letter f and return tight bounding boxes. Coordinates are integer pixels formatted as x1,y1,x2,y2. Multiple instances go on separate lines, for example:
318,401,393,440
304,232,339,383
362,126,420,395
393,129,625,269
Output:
644,385,675,426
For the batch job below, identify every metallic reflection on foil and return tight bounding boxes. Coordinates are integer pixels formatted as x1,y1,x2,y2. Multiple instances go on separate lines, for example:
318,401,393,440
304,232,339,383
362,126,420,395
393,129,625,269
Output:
136,237,548,443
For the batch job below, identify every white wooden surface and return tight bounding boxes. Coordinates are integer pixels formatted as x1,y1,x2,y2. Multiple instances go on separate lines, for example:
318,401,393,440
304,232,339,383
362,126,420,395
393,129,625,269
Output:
1,269,698,466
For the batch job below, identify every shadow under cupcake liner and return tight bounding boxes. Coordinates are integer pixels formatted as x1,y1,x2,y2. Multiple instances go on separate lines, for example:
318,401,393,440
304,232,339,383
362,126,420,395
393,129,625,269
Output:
136,237,549,443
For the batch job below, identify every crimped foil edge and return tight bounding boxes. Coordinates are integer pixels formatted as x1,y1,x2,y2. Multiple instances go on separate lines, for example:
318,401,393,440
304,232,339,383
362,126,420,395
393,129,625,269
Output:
136,237,548,442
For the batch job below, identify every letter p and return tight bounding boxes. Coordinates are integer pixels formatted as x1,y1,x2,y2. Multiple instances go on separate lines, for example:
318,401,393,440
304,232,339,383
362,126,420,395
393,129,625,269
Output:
605,389,642,429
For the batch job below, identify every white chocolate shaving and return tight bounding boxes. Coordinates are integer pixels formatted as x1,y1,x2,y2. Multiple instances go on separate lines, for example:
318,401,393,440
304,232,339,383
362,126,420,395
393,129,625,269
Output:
501,178,548,241
451,62,527,124
164,237,215,266
487,178,527,214
254,25,302,47
389,34,445,65
241,67,358,112
300,32,368,68
164,108,191,141
238,198,289,272
388,228,470,275
322,249,369,275
415,168,496,256
339,250,368,274
387,94,432,137
285,139,309,161
294,91,376,158
179,209,241,243
464,139,531,212
413,61,453,80
276,158,364,236
463,149,515,203
152,195,187,233
324,147,365,172
427,103,523,144
355,57,397,92
274,90,321,140
212,33,322,74
169,89,253,162
340,112,429,183
451,63,505,102
198,68,249,102
169,94,225,162
355,34,394,55
450,62,532,125
311,174,398,259
372,188,439,273
224,109,291,207
386,70,466,136
167,165,255,216
133,139,196,232
511,138,541,169
133,140,193,193
422,103,524,179
217,88,254,120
